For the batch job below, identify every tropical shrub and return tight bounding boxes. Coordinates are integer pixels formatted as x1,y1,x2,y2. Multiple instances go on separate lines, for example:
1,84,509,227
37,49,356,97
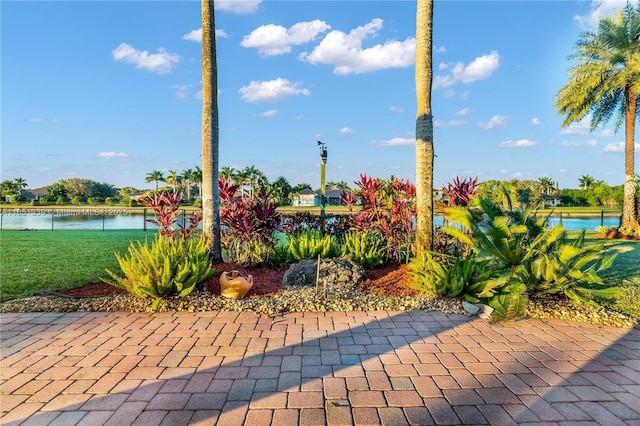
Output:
71,196,85,205
342,174,416,263
341,232,385,269
219,177,282,266
438,198,617,310
103,235,214,311
9,194,26,204
442,176,479,207
103,190,212,309
286,230,340,261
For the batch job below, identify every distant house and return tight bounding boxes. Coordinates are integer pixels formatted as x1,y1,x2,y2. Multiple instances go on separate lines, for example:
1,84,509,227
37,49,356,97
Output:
541,194,562,208
292,186,347,207
292,188,317,207
433,189,447,204
18,187,47,202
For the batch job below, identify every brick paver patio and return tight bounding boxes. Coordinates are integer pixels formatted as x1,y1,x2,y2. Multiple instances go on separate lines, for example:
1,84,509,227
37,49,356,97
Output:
1,310,639,425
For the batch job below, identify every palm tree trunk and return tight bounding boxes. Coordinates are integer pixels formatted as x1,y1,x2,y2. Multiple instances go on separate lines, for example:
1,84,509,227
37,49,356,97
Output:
201,0,222,262
622,86,638,227
415,0,434,253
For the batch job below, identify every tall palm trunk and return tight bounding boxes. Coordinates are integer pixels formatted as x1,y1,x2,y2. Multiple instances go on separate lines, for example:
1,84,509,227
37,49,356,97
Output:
623,85,638,227
201,0,222,262
415,0,434,253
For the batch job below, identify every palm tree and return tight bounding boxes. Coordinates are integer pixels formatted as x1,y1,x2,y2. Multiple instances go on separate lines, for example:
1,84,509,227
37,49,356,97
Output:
578,174,596,190
1,179,17,197
414,0,435,253
220,166,236,179
242,165,262,197
13,178,28,190
271,176,292,206
538,177,555,195
145,170,165,191
201,0,222,262
166,169,180,192
556,2,640,227
193,166,203,199
181,168,194,200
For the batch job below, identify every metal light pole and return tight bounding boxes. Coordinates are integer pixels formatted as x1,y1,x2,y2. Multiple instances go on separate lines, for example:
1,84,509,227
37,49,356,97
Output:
318,141,327,218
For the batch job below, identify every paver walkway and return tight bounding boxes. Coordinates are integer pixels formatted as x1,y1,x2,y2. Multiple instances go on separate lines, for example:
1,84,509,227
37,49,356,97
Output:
1,310,639,425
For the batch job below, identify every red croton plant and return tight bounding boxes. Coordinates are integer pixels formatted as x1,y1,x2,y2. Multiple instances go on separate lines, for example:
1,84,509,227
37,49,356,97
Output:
342,174,416,263
141,191,202,240
218,176,282,265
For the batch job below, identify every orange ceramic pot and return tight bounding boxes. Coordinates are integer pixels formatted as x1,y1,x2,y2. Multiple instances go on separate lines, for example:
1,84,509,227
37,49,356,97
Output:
220,270,253,299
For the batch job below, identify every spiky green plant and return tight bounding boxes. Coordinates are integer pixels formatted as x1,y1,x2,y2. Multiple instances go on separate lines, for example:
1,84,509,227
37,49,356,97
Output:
102,235,214,310
341,232,385,269
287,230,340,261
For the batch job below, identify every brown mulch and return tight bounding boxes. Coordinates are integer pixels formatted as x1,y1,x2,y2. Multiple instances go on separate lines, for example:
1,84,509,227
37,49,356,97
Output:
56,263,416,298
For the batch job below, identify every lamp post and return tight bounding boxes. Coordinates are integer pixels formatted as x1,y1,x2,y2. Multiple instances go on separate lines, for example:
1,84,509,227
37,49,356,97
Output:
318,141,327,218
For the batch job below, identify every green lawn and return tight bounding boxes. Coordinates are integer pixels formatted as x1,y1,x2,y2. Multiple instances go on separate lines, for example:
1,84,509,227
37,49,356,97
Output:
1,229,638,319
0,230,149,302
597,238,640,318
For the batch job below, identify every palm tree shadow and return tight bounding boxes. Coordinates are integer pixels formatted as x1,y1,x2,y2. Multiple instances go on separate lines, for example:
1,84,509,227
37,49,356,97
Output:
1,310,639,425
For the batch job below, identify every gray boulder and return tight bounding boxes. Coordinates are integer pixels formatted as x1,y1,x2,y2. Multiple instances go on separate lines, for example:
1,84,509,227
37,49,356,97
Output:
282,257,365,290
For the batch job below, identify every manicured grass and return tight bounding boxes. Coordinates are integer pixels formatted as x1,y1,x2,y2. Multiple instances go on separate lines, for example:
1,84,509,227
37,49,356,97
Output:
597,238,640,318
0,230,149,301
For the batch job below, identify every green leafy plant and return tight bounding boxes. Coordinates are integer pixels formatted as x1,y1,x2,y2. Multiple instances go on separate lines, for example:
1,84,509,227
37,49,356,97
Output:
287,230,340,261
341,232,385,269
409,252,498,299
440,198,618,312
102,235,215,311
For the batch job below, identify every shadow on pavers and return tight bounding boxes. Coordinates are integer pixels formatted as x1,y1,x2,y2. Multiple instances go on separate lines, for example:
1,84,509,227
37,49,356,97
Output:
0,309,639,425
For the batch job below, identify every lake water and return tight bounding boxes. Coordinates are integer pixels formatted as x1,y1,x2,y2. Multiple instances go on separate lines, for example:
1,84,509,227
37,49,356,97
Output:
0,208,195,231
0,208,620,231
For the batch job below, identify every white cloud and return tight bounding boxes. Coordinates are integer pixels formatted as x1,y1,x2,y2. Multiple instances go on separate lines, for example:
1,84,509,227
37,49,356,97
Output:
371,137,414,147
98,152,129,160
195,90,203,100
390,106,404,113
261,109,279,117
599,129,614,137
30,117,59,124
479,115,509,130
559,168,568,173
239,78,310,103
455,108,472,117
241,20,330,56
300,19,415,75
574,0,625,29
112,43,179,74
499,139,537,148
560,139,597,147
604,142,640,152
294,114,304,120
435,46,447,53
531,117,541,125
339,127,355,133
434,120,465,127
434,51,500,89
183,28,229,42
171,84,191,99
560,121,591,135
216,0,262,14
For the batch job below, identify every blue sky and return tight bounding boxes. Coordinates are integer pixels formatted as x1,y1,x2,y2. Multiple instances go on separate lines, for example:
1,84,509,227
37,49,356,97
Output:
2,0,639,191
